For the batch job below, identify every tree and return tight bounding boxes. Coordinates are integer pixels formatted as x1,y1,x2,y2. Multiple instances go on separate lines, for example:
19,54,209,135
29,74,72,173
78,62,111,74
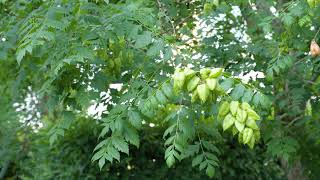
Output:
1,0,320,179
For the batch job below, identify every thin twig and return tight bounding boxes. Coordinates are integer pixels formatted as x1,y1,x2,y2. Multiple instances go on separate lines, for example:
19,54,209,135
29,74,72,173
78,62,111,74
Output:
286,115,304,128
156,0,176,36
313,27,320,40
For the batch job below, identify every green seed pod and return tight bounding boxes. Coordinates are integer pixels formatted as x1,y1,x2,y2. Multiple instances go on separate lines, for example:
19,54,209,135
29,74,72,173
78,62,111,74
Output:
241,102,252,111
203,3,213,15
108,59,115,69
308,0,316,8
213,0,219,7
184,68,196,79
238,132,243,143
246,118,259,130
243,128,253,144
236,109,247,123
187,76,200,92
247,109,260,120
230,101,239,116
206,78,217,90
232,126,238,136
197,83,210,103
218,101,230,117
191,90,199,103
254,130,261,141
215,83,225,95
200,68,211,79
173,69,186,92
235,121,245,132
211,92,217,102
223,114,235,131
248,135,255,149
209,68,223,78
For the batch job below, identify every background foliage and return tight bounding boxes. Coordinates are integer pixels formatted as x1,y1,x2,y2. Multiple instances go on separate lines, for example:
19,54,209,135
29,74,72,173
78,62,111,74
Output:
1,0,320,179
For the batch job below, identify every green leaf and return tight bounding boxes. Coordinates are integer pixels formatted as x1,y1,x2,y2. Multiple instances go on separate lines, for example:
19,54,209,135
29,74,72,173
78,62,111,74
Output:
206,164,215,178
162,82,174,99
147,40,164,56
281,14,294,26
199,161,207,171
135,31,152,48
128,110,141,128
231,84,245,100
112,137,129,154
108,146,120,161
16,49,26,64
92,149,105,162
98,157,106,170
124,127,140,147
242,89,254,102
220,78,234,92
156,90,168,104
192,154,204,167
166,154,175,168
59,111,75,129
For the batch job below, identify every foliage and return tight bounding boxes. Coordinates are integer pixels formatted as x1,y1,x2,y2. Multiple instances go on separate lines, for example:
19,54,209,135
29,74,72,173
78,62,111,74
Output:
1,0,320,179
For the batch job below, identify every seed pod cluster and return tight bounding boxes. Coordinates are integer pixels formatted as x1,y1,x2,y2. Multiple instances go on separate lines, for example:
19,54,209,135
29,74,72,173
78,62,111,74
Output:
218,101,261,148
307,0,320,8
173,67,224,103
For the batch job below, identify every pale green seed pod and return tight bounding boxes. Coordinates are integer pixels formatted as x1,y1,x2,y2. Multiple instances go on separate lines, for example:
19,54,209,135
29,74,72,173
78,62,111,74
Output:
223,114,235,131
206,78,217,90
218,101,230,117
230,101,239,116
197,83,210,103
243,128,253,144
209,68,223,78
187,76,200,92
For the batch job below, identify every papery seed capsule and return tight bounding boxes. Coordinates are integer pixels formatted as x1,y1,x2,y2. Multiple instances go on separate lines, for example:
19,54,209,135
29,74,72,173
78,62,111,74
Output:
191,90,199,103
310,39,320,57
230,101,239,116
218,101,230,117
223,114,235,131
247,109,260,120
200,68,212,79
206,78,217,90
197,83,210,103
173,69,186,92
187,76,200,92
209,68,223,78
184,68,196,79
246,118,259,130
243,128,253,144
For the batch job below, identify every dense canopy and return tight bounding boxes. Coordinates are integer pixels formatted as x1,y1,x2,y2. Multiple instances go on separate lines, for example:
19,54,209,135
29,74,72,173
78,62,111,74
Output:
1,0,320,179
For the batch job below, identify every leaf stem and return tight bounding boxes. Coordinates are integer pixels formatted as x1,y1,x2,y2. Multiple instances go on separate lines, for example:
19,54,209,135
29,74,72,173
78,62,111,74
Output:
313,27,320,40
197,129,208,162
